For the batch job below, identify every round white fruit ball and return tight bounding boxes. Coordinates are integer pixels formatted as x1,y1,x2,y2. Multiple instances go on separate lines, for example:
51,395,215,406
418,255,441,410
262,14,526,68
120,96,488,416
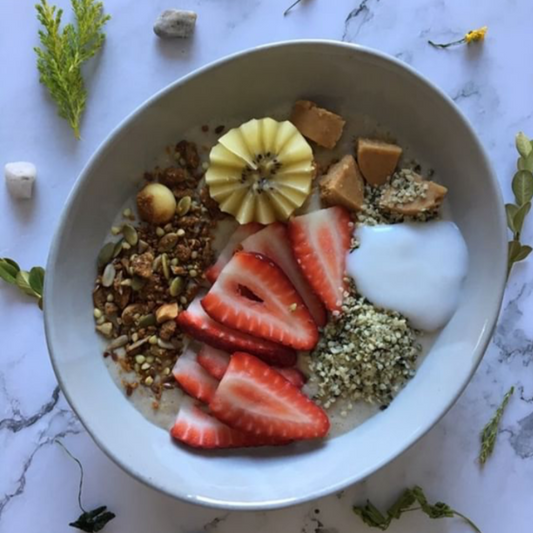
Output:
136,183,176,225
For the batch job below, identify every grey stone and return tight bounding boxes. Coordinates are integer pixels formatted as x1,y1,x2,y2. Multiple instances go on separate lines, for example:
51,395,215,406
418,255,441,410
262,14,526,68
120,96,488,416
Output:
154,9,197,39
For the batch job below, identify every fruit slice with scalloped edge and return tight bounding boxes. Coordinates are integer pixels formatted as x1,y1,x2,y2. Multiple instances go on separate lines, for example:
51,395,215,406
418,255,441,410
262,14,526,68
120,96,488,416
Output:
177,296,297,367
205,118,315,224
201,251,319,350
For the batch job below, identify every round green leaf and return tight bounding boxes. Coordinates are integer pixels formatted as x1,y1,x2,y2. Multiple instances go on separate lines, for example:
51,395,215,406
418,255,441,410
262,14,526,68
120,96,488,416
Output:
16,270,39,297
29,267,45,296
506,203,518,232
512,170,533,206
515,245,532,262
516,132,532,158
0,260,20,284
513,202,531,234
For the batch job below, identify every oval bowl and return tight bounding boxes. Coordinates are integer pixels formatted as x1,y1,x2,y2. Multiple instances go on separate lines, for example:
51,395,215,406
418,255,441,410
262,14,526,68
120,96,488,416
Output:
44,40,507,510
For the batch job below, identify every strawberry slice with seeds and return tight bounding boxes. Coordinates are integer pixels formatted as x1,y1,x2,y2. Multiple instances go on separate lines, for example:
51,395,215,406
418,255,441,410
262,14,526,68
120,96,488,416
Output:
171,398,267,449
197,344,306,389
197,345,230,380
288,206,352,312
206,223,263,284
241,222,327,327
202,252,319,351
209,352,329,440
172,347,219,404
277,367,307,389
177,297,296,367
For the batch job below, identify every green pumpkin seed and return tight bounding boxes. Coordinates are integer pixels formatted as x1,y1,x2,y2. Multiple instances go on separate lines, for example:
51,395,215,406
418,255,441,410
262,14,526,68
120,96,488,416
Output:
138,313,156,328
162,253,170,279
131,276,147,291
138,239,149,253
102,263,116,287
113,239,124,258
169,277,184,297
123,224,138,246
177,196,191,216
97,242,115,267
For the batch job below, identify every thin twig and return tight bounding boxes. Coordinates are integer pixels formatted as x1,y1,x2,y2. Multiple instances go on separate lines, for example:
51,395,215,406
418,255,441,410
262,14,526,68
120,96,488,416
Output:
284,0,303,16
56,439,86,512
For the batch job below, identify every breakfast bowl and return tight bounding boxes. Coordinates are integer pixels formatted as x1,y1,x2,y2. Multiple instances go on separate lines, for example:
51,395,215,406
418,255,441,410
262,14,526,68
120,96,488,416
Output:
44,40,507,510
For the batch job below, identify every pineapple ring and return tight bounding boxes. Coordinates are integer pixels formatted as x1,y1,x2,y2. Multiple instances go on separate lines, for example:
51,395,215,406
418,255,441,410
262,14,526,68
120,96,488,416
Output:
205,118,315,224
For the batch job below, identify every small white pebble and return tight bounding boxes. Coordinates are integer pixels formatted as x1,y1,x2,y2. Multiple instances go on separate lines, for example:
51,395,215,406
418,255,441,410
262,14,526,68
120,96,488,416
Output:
154,9,197,39
4,162,36,200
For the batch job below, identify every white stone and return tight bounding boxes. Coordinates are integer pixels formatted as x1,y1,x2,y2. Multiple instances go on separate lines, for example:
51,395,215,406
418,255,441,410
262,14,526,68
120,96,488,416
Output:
4,162,36,199
153,9,197,39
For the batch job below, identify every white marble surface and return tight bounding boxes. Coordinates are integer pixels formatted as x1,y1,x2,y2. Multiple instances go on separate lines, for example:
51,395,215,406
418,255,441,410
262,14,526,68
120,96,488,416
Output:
1,0,532,531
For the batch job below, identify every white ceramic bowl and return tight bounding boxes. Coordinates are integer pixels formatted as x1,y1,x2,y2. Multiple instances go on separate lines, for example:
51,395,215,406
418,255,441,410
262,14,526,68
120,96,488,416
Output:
45,41,507,510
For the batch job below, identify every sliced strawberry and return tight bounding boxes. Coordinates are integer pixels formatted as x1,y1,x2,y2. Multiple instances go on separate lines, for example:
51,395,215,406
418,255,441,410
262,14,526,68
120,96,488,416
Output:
288,206,352,312
172,347,219,404
206,223,263,283
277,367,307,389
202,252,319,351
177,297,296,367
197,345,230,380
240,222,327,327
171,398,264,448
209,352,329,440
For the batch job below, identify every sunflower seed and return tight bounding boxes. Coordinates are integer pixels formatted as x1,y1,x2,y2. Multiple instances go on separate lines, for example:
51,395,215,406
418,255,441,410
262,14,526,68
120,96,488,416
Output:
138,239,149,253
157,338,175,349
162,253,170,279
102,263,116,287
107,335,129,351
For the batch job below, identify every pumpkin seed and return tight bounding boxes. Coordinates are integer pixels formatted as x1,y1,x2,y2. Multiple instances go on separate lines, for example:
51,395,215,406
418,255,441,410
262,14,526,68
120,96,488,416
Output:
97,242,115,267
169,277,184,296
156,227,165,237
177,196,191,216
131,276,147,291
162,253,170,279
152,255,162,272
107,335,129,351
113,239,124,258
138,239,149,253
102,263,116,287
138,314,156,328
123,224,138,246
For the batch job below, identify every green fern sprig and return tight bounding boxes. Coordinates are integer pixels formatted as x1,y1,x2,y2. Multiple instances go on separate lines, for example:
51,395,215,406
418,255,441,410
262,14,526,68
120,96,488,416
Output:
34,0,110,139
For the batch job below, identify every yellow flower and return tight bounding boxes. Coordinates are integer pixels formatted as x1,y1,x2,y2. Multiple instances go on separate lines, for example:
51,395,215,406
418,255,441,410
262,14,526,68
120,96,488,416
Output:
465,26,488,44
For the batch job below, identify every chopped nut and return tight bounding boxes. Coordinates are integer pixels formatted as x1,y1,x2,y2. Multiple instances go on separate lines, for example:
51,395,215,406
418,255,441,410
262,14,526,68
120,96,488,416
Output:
159,320,177,341
96,322,114,337
155,303,179,323
121,304,146,326
131,252,154,279
357,138,402,186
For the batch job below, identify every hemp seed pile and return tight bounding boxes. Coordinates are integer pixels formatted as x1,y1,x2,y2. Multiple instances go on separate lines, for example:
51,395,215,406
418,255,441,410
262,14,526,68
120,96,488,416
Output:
309,283,421,409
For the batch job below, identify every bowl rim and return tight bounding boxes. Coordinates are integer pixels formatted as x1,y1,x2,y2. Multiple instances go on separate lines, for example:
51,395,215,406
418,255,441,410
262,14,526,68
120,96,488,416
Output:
44,39,508,510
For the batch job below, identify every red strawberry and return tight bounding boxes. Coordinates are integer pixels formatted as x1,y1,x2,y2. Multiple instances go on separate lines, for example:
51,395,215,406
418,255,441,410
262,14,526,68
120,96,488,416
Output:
205,223,262,283
209,352,329,440
197,345,230,380
288,206,352,312
197,344,306,389
172,347,219,404
171,398,265,449
177,297,296,367
240,222,327,327
202,252,319,351
277,367,307,389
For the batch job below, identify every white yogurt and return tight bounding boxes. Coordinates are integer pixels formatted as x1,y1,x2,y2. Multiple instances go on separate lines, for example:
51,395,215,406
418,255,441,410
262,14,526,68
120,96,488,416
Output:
347,221,468,331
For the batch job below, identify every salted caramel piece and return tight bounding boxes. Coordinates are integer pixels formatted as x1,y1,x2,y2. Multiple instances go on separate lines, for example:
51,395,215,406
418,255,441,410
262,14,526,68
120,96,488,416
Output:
319,155,365,212
380,170,447,216
290,100,345,149
357,138,403,186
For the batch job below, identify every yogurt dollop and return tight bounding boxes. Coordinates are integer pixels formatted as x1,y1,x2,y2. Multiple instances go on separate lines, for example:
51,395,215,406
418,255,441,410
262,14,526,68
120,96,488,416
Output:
346,221,468,331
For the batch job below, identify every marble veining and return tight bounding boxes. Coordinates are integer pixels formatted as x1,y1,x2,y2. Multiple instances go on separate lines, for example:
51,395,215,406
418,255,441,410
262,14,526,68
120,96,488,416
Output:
1,0,533,531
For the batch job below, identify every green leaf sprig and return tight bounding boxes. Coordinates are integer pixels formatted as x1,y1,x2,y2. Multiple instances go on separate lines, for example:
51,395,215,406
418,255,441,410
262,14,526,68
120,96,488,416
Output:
0,259,44,308
34,0,111,139
56,440,116,532
506,132,533,278
353,486,481,532
479,386,514,465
